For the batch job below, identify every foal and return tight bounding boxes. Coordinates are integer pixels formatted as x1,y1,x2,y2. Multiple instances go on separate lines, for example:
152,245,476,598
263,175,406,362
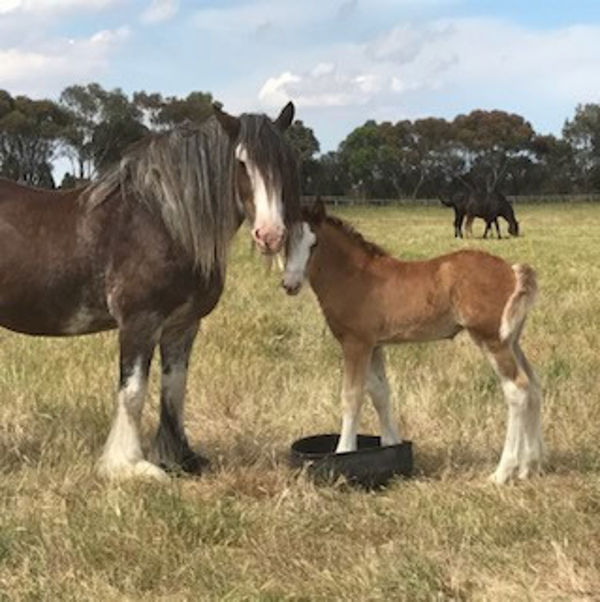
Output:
282,201,542,484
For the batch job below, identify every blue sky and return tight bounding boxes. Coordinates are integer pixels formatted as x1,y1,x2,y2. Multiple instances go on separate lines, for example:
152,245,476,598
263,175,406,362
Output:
2,0,600,158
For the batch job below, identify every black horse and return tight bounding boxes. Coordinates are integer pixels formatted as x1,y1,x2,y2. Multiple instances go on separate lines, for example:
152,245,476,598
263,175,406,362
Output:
440,189,519,239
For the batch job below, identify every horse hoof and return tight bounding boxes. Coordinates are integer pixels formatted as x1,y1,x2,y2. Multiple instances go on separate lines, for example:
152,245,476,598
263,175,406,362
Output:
133,460,170,481
488,468,513,485
97,458,169,482
181,452,210,475
158,451,210,476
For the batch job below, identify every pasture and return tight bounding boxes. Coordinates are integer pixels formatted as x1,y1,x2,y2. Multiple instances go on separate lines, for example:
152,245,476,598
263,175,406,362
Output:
1,203,599,600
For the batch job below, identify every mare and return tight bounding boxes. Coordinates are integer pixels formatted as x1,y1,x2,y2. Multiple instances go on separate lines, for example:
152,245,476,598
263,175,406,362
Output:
282,200,542,484
440,189,519,239
0,103,302,481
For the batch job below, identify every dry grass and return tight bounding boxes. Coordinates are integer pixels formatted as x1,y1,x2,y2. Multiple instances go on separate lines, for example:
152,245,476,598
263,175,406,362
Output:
1,203,600,600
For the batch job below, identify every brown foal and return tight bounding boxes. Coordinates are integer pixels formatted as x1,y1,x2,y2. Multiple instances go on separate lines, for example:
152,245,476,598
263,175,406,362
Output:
282,200,541,484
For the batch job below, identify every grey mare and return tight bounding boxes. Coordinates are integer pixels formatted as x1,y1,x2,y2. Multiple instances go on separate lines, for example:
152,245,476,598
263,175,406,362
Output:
0,103,302,480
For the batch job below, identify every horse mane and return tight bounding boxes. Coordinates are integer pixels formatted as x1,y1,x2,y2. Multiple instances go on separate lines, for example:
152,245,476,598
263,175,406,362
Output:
324,214,388,258
81,116,239,277
238,114,301,227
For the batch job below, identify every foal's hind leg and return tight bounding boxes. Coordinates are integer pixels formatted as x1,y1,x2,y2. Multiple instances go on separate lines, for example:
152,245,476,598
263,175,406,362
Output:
98,316,166,481
149,319,209,474
366,347,400,446
336,340,372,453
479,339,542,484
512,342,543,477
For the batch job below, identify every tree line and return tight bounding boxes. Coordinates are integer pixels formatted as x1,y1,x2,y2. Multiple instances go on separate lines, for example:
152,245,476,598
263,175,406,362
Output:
1,82,599,197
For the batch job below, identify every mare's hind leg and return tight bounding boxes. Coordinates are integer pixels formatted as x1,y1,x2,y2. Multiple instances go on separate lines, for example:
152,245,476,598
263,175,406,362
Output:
478,338,542,484
149,319,209,474
336,339,372,453
97,316,166,481
494,218,502,239
465,216,474,238
366,347,400,446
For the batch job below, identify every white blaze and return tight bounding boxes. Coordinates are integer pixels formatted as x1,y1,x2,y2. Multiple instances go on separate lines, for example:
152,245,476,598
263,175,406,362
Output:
236,143,285,251
282,222,315,293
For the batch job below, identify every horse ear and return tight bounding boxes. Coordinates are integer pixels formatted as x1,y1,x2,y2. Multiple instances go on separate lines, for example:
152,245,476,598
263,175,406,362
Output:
309,196,326,223
213,103,240,140
274,101,295,131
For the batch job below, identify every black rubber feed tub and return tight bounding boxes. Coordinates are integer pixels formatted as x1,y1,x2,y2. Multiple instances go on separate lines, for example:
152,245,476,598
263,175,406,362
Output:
290,434,413,489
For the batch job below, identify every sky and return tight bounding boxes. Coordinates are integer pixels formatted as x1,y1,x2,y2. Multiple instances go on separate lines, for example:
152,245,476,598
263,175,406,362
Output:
1,0,600,159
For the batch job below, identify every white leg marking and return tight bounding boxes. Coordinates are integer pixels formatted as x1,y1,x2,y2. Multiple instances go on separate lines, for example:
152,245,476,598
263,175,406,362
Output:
97,360,167,481
367,361,400,447
491,376,542,484
336,384,362,453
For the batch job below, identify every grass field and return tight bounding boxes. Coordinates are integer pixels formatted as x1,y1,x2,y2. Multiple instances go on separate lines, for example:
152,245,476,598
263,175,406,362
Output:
1,203,600,600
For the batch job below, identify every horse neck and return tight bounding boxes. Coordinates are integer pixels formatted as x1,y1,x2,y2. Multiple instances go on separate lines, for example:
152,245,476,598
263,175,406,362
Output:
309,222,375,294
500,202,516,223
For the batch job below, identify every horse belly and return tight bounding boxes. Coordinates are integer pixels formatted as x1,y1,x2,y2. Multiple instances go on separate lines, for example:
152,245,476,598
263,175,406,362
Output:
0,276,115,337
0,298,116,336
384,312,461,343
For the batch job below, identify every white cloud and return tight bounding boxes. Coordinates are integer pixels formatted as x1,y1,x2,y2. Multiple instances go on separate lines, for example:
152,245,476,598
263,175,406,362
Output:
193,0,342,35
0,0,117,14
259,64,385,108
257,18,600,114
141,0,178,24
0,27,130,95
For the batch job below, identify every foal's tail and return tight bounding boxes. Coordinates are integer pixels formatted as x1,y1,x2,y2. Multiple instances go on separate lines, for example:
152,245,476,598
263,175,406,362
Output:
499,264,538,341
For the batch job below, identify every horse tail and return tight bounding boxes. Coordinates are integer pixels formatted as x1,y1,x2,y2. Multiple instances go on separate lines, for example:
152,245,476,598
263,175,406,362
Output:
499,264,537,341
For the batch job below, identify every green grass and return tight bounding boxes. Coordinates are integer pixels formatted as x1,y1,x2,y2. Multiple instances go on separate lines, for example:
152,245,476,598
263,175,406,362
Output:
1,204,600,600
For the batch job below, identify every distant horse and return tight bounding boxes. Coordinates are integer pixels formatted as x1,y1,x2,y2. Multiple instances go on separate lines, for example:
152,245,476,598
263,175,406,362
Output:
282,200,542,484
440,189,519,238
0,103,302,481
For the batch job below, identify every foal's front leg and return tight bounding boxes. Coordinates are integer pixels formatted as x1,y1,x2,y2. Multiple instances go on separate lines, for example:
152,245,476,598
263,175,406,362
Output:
336,340,372,453
98,316,166,481
367,347,401,446
150,319,209,474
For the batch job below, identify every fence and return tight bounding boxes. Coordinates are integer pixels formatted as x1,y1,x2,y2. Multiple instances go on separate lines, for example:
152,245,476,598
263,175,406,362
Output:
301,194,600,207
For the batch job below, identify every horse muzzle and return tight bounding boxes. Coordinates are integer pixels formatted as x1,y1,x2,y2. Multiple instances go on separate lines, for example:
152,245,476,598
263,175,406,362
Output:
281,275,303,296
253,225,286,254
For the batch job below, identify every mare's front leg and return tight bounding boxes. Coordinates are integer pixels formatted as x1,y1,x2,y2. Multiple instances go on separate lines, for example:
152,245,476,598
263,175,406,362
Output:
336,339,372,453
366,347,400,446
454,210,464,238
150,319,209,474
97,315,167,481
494,218,502,239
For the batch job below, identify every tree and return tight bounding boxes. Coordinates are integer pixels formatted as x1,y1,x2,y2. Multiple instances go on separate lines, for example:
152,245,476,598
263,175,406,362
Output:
452,110,535,192
338,120,399,198
134,90,215,129
563,103,600,192
313,151,350,196
0,90,69,187
60,83,148,178
285,120,320,194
